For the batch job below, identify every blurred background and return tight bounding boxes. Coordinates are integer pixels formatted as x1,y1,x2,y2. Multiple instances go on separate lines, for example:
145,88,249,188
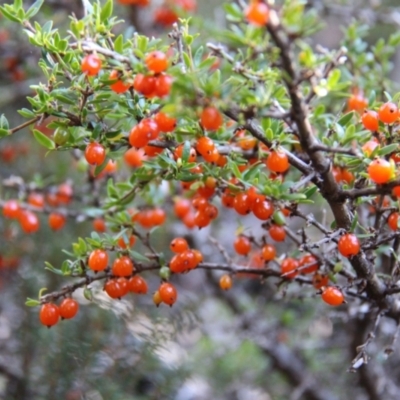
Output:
1,1,400,399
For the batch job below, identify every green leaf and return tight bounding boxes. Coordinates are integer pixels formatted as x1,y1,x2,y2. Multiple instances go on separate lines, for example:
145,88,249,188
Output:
0,128,10,138
100,0,113,22
182,140,191,163
378,144,399,156
44,261,64,275
33,129,55,149
84,287,93,301
25,298,41,307
18,108,36,118
350,212,358,233
25,0,44,19
0,6,21,22
129,250,150,262
114,34,124,54
280,193,307,201
337,111,354,127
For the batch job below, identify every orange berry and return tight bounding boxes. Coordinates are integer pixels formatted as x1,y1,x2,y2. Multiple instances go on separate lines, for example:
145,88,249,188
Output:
338,233,360,258
378,102,398,124
234,236,251,256
57,183,73,204
40,303,60,327
193,210,211,228
159,282,178,306
93,217,106,233
361,110,379,131
170,237,189,253
133,73,156,96
200,107,223,131
150,208,166,226
117,234,136,249
85,142,106,166
266,151,289,173
145,51,168,73
81,54,102,76
388,212,399,231
48,212,66,231
269,224,286,242
174,198,191,218
109,70,130,94
362,140,379,156
233,193,251,215
348,94,368,113
124,147,146,167
393,186,400,198
321,286,344,306
251,196,274,220
261,244,276,261
154,112,176,132
128,275,148,294
104,279,126,299
88,249,108,272
59,298,79,319
174,144,197,162
112,256,134,277
153,290,163,306
245,1,269,26
367,158,392,184
299,254,318,274
219,274,233,290
312,272,329,289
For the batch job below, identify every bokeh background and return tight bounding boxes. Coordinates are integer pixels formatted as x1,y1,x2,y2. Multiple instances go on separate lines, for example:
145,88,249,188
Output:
1,1,400,399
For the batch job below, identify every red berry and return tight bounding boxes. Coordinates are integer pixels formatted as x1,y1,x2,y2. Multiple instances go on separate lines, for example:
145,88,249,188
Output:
200,107,223,131
159,282,178,306
112,256,134,277
128,275,148,294
321,286,344,306
388,212,399,231
2,199,20,219
28,192,44,208
281,258,299,279
145,51,168,73
81,54,102,76
367,158,392,184
85,142,106,166
40,303,60,327
48,212,66,231
378,102,398,124
19,210,40,234
338,233,360,258
234,236,251,256
88,249,108,272
59,298,79,319
154,73,173,97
